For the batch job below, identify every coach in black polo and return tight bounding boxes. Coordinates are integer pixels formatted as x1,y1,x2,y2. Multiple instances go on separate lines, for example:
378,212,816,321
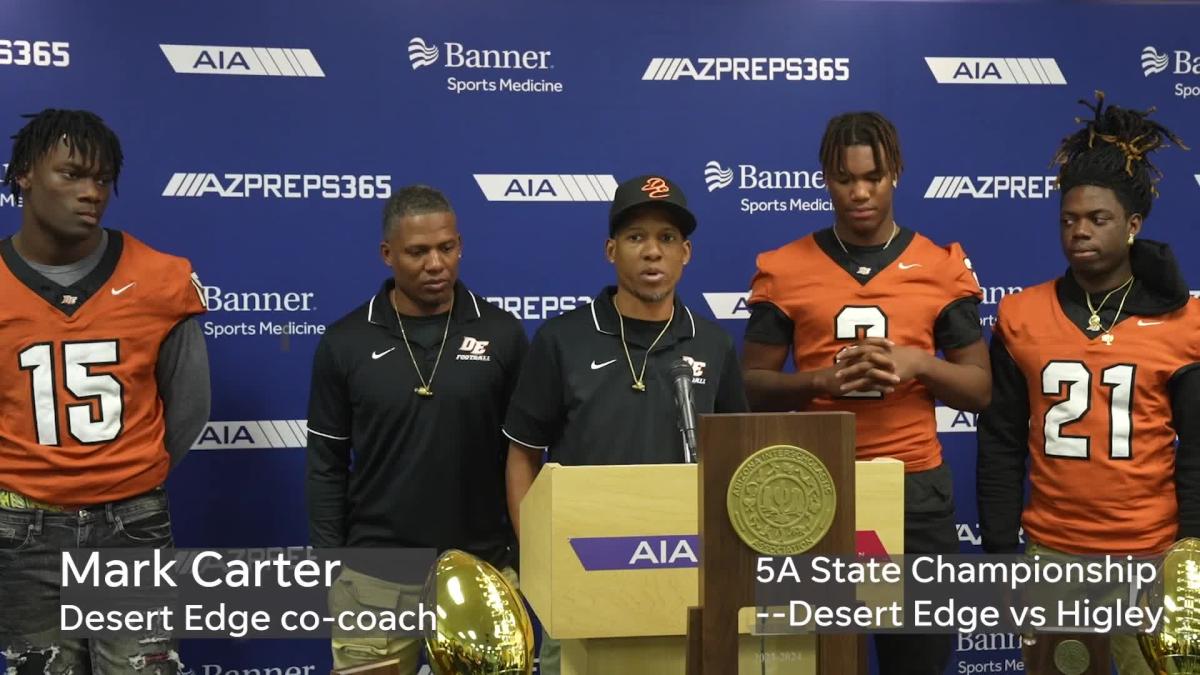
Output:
305,185,527,671
503,175,747,673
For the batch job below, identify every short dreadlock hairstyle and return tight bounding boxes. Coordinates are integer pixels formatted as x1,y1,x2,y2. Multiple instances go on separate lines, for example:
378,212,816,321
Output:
3,109,123,199
1053,91,1187,219
819,112,904,179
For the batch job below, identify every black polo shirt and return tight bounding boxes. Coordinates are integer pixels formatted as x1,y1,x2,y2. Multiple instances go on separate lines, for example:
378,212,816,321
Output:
306,279,528,566
503,286,748,466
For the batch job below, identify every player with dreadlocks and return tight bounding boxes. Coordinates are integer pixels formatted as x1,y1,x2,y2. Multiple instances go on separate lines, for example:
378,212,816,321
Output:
0,110,209,674
743,112,990,674
978,92,1197,674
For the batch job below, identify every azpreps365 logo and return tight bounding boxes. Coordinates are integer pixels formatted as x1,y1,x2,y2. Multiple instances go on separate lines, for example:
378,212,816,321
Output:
1140,45,1200,100
924,175,1057,199
408,38,440,69
643,56,849,82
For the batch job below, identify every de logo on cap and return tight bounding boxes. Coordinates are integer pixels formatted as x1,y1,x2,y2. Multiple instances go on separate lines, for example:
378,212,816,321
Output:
641,177,672,199
609,174,698,238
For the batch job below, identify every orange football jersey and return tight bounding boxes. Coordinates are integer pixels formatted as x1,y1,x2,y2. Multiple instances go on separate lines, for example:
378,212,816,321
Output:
0,231,205,506
997,282,1200,556
749,232,983,472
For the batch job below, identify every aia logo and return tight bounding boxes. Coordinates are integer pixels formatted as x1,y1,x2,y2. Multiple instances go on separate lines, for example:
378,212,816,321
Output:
641,177,671,199
456,336,492,362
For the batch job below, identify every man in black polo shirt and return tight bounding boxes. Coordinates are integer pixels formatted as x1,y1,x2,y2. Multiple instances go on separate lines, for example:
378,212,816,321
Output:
503,175,748,675
305,185,527,671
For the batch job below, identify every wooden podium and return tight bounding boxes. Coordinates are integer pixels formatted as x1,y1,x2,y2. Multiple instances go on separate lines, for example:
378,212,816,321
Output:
520,412,903,675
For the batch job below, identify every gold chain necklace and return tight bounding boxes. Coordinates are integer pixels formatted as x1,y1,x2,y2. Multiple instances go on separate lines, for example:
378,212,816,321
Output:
391,289,453,398
832,222,899,276
614,295,674,392
1084,275,1134,332
1096,280,1135,346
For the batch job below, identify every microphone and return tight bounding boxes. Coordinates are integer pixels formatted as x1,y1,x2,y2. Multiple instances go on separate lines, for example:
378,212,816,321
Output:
670,358,699,463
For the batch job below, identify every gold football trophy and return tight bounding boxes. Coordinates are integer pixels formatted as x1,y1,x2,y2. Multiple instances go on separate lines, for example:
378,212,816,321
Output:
1139,538,1200,674
421,550,535,675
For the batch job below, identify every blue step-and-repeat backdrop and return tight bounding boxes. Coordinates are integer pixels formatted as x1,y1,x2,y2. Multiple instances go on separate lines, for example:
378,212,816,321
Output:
4,1,1200,673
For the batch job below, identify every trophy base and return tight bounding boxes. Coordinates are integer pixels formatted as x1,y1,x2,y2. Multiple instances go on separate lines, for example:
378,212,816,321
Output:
1021,633,1110,675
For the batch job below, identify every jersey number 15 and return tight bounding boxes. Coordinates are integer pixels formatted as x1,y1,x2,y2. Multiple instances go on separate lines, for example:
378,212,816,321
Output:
19,341,124,445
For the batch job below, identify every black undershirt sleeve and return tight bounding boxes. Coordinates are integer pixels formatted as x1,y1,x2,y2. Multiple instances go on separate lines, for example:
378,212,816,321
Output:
976,332,1030,554
744,302,793,346
1171,363,1200,540
934,296,984,351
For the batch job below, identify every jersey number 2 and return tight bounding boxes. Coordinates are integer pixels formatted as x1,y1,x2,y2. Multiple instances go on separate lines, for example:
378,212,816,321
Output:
18,341,124,445
1042,361,1134,459
835,306,888,399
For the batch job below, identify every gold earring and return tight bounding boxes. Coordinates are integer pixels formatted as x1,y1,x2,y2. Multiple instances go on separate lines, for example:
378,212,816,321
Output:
1128,233,1135,245
892,179,898,188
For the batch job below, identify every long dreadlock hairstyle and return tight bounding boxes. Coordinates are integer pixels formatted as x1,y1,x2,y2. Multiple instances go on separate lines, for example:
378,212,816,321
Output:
1053,91,1187,219
818,112,904,179
3,109,123,199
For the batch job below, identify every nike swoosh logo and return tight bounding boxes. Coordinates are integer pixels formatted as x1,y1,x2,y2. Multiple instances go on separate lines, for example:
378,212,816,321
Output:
111,282,137,295
591,359,617,370
372,348,397,360
897,262,922,270
1137,320,1164,326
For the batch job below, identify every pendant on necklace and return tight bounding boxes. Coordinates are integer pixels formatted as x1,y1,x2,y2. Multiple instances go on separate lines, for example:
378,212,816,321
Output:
1101,333,1115,346
856,266,871,276
415,386,434,398
1087,315,1102,332
631,381,646,392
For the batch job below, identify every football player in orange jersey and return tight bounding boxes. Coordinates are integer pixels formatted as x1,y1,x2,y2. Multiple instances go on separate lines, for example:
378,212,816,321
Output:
977,93,1195,675
0,110,209,674
743,112,991,675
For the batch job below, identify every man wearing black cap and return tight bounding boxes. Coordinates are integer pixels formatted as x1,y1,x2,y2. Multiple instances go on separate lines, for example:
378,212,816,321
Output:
503,175,748,674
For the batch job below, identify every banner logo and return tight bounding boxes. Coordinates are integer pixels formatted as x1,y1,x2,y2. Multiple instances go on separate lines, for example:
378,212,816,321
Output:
703,161,829,214
473,174,616,202
406,36,561,94
1142,46,1170,76
704,161,735,191
925,57,1065,85
1138,46,1200,100
160,44,324,77
408,37,440,69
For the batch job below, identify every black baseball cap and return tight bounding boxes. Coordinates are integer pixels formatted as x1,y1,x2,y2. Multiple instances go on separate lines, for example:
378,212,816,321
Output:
608,174,697,238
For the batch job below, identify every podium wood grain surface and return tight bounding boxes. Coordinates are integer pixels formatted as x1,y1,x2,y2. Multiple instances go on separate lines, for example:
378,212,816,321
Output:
696,412,860,675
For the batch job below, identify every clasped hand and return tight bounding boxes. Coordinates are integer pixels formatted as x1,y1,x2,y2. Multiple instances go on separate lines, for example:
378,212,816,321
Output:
823,338,928,396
